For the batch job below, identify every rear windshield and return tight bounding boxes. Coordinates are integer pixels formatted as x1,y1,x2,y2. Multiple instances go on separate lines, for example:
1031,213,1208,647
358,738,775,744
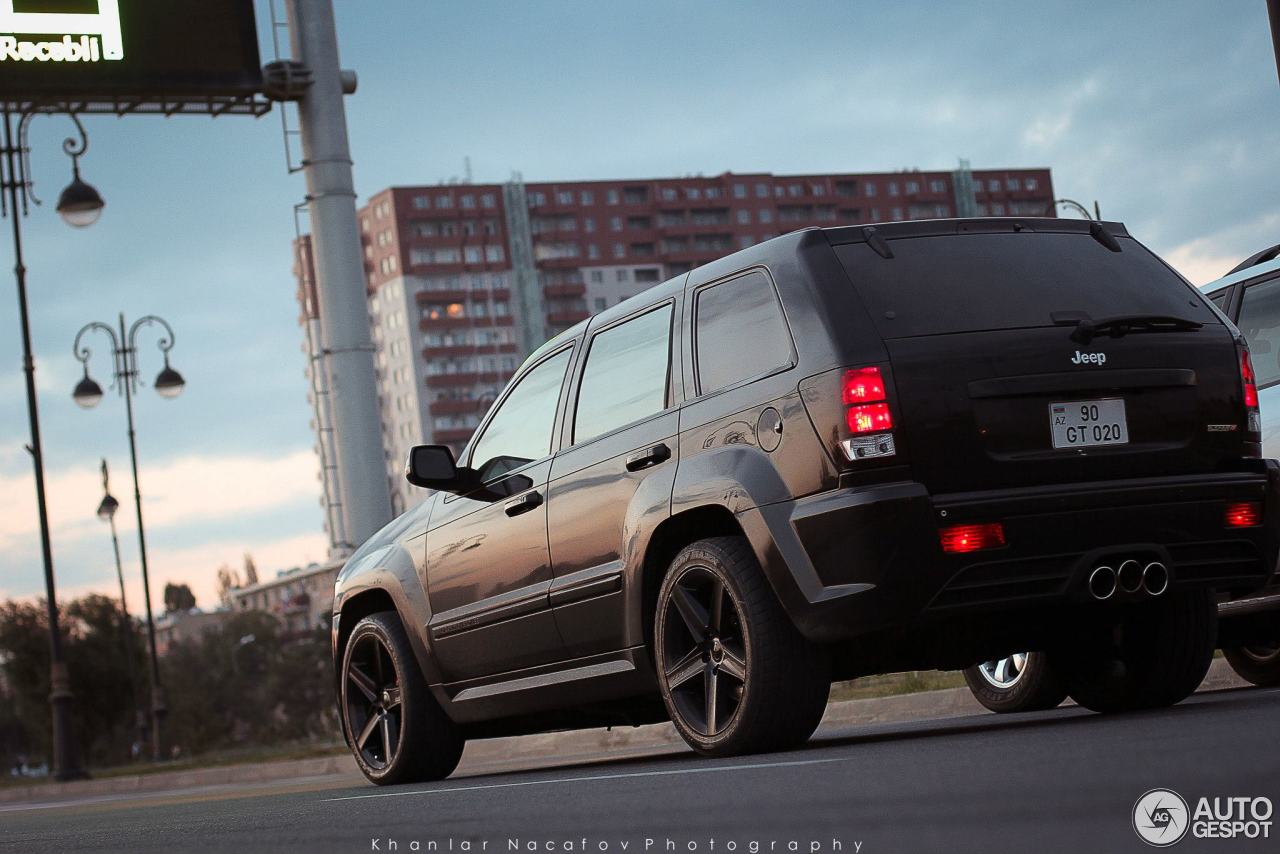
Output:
834,232,1212,338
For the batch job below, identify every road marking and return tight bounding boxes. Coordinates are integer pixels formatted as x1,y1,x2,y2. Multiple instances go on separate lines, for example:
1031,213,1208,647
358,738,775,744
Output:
323,755,851,802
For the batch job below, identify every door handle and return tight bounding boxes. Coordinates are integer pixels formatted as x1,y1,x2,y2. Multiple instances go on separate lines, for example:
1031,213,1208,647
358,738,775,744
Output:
503,490,543,517
625,442,671,472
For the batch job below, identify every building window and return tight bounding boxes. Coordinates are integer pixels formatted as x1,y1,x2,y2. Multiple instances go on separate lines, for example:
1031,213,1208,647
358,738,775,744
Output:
580,190,594,205
661,187,677,201
687,187,701,200
588,243,600,259
905,181,919,194
733,184,746,198
755,183,769,198
461,195,475,209
738,235,753,249
590,270,604,284
865,183,877,197
557,190,574,205
888,182,899,197
1006,177,1021,191
758,209,773,224
606,189,619,205
610,216,622,232
988,179,1000,192
481,193,496,208
736,209,751,224
929,179,946,193
435,195,453,209
529,192,546,207
616,269,629,282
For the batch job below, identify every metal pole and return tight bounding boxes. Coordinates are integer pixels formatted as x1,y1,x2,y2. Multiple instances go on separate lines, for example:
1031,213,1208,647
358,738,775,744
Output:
1,110,86,781
285,0,392,543
103,460,144,757
1268,0,1280,86
119,313,165,762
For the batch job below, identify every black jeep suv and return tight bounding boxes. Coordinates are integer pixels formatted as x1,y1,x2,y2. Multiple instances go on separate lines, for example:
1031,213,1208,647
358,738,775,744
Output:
332,218,1280,785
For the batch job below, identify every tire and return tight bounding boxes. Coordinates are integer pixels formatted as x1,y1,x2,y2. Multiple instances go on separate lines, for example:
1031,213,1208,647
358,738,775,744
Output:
1223,643,1280,687
1049,590,1217,713
962,652,1068,713
340,611,464,785
654,536,830,756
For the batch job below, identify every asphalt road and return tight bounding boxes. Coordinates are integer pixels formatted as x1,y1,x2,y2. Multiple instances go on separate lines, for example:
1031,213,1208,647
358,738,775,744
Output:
3,686,1278,854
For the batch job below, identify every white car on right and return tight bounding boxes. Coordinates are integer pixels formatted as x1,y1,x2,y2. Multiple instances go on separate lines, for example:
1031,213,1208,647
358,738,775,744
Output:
965,245,1280,712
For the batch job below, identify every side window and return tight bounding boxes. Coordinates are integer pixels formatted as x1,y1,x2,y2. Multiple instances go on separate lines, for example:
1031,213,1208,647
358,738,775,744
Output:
574,304,673,443
695,270,792,394
1239,278,1280,387
470,348,572,480
1209,289,1229,311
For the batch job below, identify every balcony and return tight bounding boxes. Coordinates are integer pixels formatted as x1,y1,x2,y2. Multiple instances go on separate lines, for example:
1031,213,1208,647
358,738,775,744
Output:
415,289,472,304
432,427,476,445
429,399,483,416
547,310,590,326
425,371,507,388
422,342,519,359
544,282,586,299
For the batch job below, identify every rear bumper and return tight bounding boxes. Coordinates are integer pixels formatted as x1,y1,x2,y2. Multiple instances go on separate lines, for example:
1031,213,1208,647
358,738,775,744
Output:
743,462,1280,643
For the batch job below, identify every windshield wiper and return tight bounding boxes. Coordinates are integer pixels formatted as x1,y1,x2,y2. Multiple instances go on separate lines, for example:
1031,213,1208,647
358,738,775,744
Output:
1051,312,1203,344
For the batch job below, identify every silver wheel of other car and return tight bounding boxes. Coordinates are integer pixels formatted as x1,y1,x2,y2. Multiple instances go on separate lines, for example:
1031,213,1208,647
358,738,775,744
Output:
976,653,1028,689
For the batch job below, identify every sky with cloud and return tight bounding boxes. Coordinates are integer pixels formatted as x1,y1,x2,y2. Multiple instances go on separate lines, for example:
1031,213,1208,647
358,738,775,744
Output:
1,0,1278,613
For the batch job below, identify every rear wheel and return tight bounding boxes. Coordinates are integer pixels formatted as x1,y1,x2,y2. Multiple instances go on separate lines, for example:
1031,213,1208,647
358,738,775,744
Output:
655,536,830,756
1049,590,1217,713
341,611,464,785
1223,642,1280,687
962,651,1068,713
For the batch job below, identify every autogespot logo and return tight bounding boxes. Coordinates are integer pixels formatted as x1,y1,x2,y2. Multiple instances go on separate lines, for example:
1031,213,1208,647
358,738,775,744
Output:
0,0,124,63
1133,789,1190,847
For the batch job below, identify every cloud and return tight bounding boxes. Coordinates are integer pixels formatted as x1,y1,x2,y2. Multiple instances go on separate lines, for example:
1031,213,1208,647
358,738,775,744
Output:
1163,211,1280,285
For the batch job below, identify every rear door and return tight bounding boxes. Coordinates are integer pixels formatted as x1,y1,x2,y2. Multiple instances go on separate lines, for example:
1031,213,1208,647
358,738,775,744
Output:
547,300,681,659
832,226,1246,495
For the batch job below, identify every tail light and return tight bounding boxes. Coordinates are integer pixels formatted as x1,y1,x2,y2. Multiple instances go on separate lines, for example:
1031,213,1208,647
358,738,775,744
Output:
1239,345,1262,448
1225,501,1263,528
939,522,1006,554
839,366,895,461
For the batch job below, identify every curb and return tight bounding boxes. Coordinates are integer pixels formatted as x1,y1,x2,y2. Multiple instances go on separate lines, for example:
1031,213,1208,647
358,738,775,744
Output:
0,658,1248,805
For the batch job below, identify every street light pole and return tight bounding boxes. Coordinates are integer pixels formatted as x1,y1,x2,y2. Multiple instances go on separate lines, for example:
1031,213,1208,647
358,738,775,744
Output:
73,314,185,762
1,107,100,782
97,460,145,756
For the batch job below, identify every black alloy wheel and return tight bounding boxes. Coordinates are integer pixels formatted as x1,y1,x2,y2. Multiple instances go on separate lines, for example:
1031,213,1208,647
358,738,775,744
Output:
340,611,464,785
660,564,749,738
655,537,830,757
344,632,404,771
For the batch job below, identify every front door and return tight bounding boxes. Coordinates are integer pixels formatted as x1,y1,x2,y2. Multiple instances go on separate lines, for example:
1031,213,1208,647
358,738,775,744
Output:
547,302,680,659
424,345,575,683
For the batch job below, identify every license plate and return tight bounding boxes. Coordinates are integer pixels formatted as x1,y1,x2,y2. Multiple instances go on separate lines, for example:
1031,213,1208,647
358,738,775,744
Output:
1050,398,1129,449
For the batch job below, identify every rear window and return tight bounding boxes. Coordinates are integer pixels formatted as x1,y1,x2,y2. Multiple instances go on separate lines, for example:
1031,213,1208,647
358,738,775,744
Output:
834,232,1211,338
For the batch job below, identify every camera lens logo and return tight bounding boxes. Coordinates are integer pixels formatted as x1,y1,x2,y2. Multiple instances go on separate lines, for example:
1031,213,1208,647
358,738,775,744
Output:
1133,789,1190,847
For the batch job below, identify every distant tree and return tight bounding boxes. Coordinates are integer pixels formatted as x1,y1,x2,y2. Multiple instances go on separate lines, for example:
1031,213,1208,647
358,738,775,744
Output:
163,583,196,614
215,565,241,606
243,553,259,587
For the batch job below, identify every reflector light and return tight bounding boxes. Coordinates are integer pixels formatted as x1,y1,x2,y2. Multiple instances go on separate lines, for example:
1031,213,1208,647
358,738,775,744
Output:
1241,349,1260,409
1225,501,1263,528
842,367,886,404
847,402,893,434
939,523,1006,554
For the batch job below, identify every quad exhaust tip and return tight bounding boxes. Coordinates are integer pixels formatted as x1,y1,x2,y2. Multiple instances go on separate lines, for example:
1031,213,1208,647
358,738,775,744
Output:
1142,561,1169,597
1088,565,1117,600
1117,559,1143,594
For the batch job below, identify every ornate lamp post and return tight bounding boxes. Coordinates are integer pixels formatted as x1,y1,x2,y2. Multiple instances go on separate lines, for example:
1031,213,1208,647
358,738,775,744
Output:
1,107,103,781
96,459,146,757
1051,198,1101,220
72,315,185,762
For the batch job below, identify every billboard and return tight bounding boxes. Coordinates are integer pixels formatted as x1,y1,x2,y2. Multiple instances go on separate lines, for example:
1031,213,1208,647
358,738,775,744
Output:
0,0,262,99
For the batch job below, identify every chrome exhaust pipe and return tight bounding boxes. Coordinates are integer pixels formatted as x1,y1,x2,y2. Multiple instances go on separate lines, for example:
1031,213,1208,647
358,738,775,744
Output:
1142,562,1169,597
1088,565,1117,600
1117,559,1143,595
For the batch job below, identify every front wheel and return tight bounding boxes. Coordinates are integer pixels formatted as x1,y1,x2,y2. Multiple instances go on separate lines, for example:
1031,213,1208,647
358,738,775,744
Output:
1223,642,1280,687
655,536,830,757
962,652,1068,714
340,611,464,785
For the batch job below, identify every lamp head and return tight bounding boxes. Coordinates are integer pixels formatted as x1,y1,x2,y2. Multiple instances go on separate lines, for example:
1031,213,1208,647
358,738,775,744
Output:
56,173,105,228
154,364,185,399
96,492,119,521
72,375,104,408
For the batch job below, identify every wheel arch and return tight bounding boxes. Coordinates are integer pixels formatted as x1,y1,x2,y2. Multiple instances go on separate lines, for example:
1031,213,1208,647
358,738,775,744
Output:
638,504,746,654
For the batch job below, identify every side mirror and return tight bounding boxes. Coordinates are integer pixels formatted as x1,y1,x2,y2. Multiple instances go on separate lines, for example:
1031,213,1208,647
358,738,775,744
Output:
405,445,468,491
